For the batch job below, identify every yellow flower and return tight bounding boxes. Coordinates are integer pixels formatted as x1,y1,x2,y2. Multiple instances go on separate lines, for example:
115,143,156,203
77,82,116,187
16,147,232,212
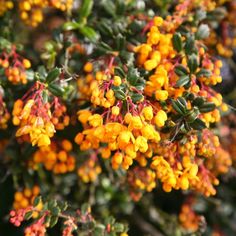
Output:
155,90,168,101
88,114,103,127
129,116,143,130
144,59,158,71
113,76,122,86
154,110,167,127
142,106,153,121
135,136,148,153
111,106,120,116
77,110,92,124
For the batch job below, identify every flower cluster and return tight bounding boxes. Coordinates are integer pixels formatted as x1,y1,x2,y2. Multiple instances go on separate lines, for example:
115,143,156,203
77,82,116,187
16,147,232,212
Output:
0,0,13,16
12,84,55,147
127,167,156,201
0,95,10,129
13,186,41,210
77,154,101,183
19,0,74,27
0,46,31,84
30,139,75,174
179,199,203,233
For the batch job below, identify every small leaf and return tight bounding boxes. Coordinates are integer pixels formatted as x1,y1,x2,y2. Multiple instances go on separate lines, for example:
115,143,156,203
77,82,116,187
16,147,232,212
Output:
196,68,212,78
24,211,33,220
185,108,200,123
127,67,139,86
114,67,126,78
33,196,42,207
46,68,60,83
172,33,182,52
48,84,64,97
196,24,210,39
192,97,205,106
114,223,124,232
79,26,99,42
51,207,60,216
131,93,143,103
79,0,94,20
171,100,185,115
63,22,80,31
176,75,190,87
187,54,199,73
199,102,216,113
174,65,188,76
190,118,206,130
185,36,195,55
114,90,126,100
49,216,59,228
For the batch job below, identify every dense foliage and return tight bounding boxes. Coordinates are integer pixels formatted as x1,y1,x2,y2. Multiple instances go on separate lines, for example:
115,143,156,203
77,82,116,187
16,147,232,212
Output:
0,0,236,235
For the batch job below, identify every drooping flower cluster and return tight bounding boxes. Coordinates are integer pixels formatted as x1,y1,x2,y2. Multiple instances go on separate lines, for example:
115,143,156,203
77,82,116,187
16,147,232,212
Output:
0,46,31,85
19,0,74,27
30,139,75,174
179,198,203,233
13,186,41,210
0,95,10,129
77,154,101,183
12,84,55,147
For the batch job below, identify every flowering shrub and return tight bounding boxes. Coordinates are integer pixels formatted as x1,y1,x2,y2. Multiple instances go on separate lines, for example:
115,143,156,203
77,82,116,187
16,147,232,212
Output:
0,0,236,235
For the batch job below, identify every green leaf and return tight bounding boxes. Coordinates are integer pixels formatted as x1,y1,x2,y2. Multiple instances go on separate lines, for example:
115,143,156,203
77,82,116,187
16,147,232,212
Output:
196,24,210,39
199,102,216,113
115,34,126,50
114,67,126,78
171,100,185,115
187,54,198,73
49,216,59,228
81,203,90,215
46,68,60,83
131,93,144,103
196,68,211,78
42,90,48,103
190,118,206,130
24,211,33,220
114,223,124,232
176,75,190,87
185,108,200,123
174,65,188,76
192,97,205,106
33,196,42,207
48,84,64,97
114,90,126,100
79,0,94,20
172,33,182,52
79,26,99,42
63,22,80,31
127,67,139,86
184,36,195,55
51,207,60,216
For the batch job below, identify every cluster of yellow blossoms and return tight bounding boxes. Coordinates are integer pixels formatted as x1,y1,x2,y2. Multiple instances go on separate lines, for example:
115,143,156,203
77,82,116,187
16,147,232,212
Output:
77,155,101,183
30,139,75,174
13,186,41,210
127,167,156,201
0,48,31,85
74,12,232,198
0,96,10,129
0,0,13,16
179,198,202,233
13,97,55,147
19,0,73,26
